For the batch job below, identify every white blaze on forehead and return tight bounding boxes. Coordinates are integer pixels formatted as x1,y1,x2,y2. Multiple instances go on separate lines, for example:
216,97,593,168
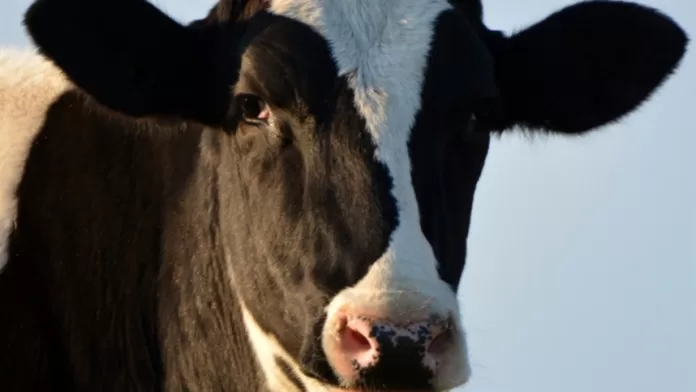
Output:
270,0,453,301
269,0,471,389
0,49,72,273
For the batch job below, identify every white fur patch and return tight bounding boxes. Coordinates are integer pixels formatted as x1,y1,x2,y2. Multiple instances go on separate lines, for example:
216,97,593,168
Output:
240,301,345,392
0,48,71,272
269,1,470,390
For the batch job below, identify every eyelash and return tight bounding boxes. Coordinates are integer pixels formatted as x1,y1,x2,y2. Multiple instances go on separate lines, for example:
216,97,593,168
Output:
239,94,270,124
234,94,293,145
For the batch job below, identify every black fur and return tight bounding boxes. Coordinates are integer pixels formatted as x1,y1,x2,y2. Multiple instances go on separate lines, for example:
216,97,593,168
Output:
460,0,689,133
0,0,687,391
23,0,235,124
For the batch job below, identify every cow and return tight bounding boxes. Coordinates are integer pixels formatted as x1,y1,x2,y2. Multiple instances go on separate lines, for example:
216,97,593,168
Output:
0,0,687,391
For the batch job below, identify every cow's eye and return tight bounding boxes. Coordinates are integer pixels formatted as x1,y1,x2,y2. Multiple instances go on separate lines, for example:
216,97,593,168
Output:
240,94,270,122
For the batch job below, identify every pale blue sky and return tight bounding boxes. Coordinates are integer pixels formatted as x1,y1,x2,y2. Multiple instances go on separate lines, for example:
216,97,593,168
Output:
1,1,693,391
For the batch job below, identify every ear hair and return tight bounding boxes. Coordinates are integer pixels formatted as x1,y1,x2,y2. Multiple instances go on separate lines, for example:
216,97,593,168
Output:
195,0,271,26
448,0,483,22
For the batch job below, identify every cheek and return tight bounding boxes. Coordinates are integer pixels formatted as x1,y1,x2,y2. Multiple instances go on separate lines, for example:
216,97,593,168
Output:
234,257,332,361
408,130,486,291
436,135,490,289
243,143,304,198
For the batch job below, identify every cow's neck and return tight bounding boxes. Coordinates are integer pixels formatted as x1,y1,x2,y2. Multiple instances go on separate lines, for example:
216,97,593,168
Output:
150,127,264,391
8,88,261,390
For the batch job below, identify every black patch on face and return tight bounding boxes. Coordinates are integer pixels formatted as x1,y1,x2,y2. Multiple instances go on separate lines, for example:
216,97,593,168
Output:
355,355,435,391
352,326,436,390
409,9,497,292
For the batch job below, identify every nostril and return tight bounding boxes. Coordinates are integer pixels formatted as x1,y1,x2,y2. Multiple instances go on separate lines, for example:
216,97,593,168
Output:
427,328,451,356
424,326,453,370
341,324,372,354
332,316,382,373
327,317,379,378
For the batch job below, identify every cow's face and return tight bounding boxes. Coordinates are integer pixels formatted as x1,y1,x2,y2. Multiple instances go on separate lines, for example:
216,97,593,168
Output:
210,3,495,390
24,0,687,391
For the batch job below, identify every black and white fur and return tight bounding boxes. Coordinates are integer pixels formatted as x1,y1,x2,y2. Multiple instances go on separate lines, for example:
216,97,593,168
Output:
0,0,687,391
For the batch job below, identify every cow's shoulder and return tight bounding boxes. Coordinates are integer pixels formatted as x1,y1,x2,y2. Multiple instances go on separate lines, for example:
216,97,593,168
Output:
0,48,72,272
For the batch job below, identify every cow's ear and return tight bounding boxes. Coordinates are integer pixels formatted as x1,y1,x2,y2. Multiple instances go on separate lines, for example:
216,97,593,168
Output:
477,1,688,134
23,0,247,125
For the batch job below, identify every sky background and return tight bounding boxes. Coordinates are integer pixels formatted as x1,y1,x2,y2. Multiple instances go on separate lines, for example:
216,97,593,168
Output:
1,0,693,391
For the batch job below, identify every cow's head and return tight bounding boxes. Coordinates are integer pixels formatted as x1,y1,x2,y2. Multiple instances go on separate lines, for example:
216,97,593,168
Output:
23,0,687,390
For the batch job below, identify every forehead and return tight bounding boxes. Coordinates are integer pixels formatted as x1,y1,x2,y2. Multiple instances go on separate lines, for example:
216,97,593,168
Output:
255,0,470,237
237,14,340,111
266,0,452,108
239,0,491,117
266,2,452,206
